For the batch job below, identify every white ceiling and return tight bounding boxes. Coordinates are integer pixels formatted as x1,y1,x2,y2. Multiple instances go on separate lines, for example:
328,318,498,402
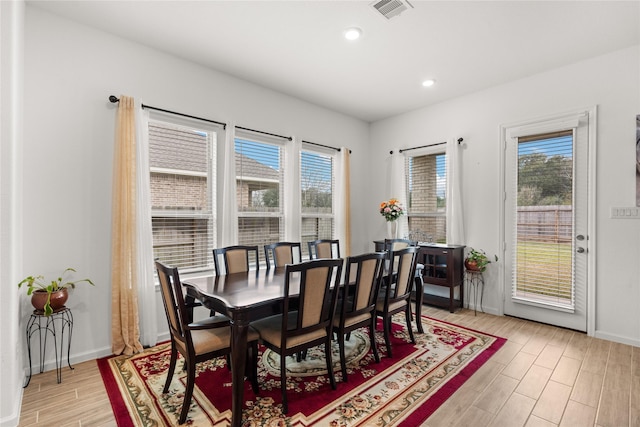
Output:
30,1,640,122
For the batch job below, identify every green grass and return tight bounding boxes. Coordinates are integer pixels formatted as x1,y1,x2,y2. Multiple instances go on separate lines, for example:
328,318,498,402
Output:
515,241,572,300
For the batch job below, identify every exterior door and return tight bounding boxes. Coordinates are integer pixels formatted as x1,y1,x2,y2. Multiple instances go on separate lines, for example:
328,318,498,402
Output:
501,109,594,332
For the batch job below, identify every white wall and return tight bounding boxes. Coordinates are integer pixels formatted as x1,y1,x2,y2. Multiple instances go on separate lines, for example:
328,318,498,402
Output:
370,45,640,346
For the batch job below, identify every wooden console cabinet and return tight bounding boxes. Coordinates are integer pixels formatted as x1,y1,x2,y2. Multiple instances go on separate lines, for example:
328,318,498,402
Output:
417,244,465,313
374,241,465,313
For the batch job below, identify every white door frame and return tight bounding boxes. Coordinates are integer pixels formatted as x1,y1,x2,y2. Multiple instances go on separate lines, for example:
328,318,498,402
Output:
498,106,597,336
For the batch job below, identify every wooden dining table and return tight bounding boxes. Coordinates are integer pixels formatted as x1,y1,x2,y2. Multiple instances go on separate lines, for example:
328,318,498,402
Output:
182,267,301,427
182,262,423,426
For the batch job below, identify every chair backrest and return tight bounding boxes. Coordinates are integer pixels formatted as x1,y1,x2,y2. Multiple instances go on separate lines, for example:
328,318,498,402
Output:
155,260,189,348
341,252,385,319
383,238,416,252
308,239,340,260
213,245,259,275
385,246,419,302
383,238,417,274
281,258,343,345
264,242,302,268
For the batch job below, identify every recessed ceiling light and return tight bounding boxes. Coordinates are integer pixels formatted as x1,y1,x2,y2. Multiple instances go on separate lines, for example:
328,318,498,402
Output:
344,27,362,41
422,79,436,87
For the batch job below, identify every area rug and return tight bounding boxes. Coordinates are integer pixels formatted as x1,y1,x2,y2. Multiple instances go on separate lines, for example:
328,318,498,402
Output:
98,315,505,426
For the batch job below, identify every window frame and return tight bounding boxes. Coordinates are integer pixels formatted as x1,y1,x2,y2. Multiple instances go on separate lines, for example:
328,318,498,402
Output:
234,132,286,253
300,143,337,257
147,113,218,276
403,145,448,243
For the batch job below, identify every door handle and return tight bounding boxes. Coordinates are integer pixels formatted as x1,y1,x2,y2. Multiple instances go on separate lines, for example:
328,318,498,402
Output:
576,247,586,253
576,235,585,241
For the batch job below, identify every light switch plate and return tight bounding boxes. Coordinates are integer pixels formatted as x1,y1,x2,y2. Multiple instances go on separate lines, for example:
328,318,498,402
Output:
610,207,640,219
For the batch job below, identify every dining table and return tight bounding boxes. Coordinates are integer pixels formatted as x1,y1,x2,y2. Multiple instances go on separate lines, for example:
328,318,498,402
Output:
182,262,423,426
182,267,302,427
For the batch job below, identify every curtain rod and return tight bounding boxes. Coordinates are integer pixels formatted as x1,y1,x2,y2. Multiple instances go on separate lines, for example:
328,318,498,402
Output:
302,140,352,154
109,96,226,129
390,138,463,155
235,126,292,141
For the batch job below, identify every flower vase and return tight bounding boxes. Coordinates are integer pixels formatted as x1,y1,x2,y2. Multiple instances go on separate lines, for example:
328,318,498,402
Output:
388,221,398,239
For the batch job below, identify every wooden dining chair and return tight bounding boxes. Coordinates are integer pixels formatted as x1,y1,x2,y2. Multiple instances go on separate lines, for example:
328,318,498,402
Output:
375,246,419,358
251,258,343,413
264,241,302,269
333,252,385,381
382,238,416,276
213,245,260,275
308,239,341,259
155,260,260,424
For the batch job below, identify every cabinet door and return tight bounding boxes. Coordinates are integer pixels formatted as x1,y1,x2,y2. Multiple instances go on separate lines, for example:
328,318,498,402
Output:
421,250,449,286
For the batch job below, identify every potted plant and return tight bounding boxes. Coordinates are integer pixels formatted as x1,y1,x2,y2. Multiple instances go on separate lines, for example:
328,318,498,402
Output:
18,267,94,316
464,248,498,272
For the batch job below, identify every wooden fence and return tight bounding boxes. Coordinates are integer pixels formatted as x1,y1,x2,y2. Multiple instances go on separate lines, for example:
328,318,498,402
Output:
517,205,572,243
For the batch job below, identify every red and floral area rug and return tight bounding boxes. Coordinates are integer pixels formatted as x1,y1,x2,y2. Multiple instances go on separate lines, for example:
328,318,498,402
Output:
98,315,505,426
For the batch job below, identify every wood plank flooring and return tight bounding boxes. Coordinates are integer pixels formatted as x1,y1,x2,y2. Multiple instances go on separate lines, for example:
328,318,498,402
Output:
18,306,639,426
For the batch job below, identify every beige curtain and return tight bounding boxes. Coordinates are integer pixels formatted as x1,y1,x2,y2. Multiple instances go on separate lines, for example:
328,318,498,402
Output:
111,95,143,356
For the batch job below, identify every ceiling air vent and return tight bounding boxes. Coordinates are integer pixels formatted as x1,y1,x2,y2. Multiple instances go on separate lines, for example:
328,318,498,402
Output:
370,0,414,20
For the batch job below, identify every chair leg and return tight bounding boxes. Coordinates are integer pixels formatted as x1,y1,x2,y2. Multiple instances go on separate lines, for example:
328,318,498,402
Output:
281,351,288,414
405,305,416,344
179,361,196,424
383,315,393,358
338,331,348,381
369,318,380,363
163,344,178,393
325,337,337,390
251,344,260,394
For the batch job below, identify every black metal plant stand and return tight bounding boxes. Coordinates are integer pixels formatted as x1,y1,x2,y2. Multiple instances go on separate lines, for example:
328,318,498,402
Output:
24,307,74,387
465,270,485,316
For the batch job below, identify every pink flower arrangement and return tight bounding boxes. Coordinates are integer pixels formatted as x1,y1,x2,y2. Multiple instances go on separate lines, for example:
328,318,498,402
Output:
379,198,404,222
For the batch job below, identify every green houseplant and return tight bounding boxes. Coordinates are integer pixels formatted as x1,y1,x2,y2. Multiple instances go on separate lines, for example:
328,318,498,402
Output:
18,267,94,316
464,248,498,272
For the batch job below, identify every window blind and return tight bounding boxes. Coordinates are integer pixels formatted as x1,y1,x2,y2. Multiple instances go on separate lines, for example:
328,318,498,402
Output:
300,144,335,257
235,136,285,252
149,120,216,273
404,151,447,243
513,130,574,308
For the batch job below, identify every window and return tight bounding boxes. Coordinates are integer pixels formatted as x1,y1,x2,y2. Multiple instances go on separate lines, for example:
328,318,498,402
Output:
300,144,336,257
405,151,447,243
148,119,216,273
235,135,285,254
515,131,574,305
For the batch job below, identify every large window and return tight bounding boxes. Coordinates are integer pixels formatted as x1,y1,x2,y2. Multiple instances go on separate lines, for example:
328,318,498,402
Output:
148,119,216,273
235,135,285,253
300,144,335,257
405,151,447,243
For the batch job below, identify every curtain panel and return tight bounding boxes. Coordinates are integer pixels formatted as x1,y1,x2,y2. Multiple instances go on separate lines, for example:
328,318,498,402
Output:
111,95,144,356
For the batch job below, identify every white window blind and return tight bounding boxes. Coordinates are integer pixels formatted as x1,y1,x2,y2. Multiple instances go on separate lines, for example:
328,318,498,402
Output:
300,143,335,257
405,151,447,243
149,119,216,273
513,130,575,308
235,135,285,252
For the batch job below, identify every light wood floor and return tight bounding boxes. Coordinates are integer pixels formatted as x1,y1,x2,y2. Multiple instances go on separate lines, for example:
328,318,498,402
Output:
18,306,639,427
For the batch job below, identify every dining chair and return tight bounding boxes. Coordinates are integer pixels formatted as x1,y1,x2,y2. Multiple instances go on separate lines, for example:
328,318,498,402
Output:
264,241,302,269
382,238,416,275
375,246,419,358
213,245,260,275
333,252,385,381
251,258,343,413
308,239,341,259
155,260,260,424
